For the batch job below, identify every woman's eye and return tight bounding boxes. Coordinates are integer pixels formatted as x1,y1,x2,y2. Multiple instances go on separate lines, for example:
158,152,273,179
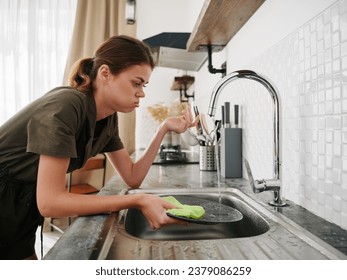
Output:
133,82,146,88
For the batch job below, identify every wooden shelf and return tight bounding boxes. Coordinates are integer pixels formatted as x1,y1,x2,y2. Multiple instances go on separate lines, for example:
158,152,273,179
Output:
187,0,265,52
171,75,195,91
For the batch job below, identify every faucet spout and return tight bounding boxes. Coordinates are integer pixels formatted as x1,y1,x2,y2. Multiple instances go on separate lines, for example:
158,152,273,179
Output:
208,70,286,207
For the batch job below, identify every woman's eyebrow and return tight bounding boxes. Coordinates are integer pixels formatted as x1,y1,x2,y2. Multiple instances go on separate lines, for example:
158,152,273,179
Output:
135,76,148,84
136,77,145,83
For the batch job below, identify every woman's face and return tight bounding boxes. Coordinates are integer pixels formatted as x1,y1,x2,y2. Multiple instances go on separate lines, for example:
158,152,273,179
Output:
103,64,152,113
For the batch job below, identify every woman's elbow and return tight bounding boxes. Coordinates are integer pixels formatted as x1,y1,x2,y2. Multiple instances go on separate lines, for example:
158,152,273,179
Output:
128,182,141,189
124,178,142,189
37,202,52,217
37,197,57,217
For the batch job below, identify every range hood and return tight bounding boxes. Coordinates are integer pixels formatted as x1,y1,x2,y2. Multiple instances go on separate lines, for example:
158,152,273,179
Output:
143,32,207,72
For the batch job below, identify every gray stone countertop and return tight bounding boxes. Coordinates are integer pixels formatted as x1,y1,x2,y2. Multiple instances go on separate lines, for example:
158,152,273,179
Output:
43,163,347,260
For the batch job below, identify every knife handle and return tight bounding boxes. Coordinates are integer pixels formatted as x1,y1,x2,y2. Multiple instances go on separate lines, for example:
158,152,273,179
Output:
234,105,239,128
224,102,230,128
221,105,225,127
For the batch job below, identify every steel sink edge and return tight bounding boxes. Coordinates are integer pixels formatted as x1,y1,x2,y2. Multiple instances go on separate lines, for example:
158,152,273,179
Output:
103,187,346,260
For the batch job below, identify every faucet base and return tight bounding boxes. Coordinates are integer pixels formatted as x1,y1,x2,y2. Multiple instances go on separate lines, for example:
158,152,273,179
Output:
269,189,287,207
269,200,287,207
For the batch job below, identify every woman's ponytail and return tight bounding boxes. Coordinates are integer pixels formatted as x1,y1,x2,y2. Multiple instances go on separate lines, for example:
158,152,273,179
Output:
68,57,96,93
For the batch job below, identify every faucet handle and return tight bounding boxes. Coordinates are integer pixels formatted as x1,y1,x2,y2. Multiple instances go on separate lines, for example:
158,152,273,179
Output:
244,159,265,193
262,179,281,189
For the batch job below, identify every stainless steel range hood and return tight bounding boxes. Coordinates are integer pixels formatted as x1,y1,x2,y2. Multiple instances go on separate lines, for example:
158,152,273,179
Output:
143,32,207,72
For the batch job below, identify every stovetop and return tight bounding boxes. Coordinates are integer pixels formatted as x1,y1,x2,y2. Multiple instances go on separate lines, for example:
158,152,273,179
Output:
153,145,199,164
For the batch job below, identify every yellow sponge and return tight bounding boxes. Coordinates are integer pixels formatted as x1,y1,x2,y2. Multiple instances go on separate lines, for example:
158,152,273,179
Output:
163,196,205,219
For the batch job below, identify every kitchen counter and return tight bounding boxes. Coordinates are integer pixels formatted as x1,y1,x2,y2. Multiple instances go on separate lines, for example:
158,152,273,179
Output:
43,164,347,260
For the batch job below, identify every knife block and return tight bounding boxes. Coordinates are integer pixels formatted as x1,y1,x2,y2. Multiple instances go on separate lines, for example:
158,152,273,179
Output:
220,128,242,178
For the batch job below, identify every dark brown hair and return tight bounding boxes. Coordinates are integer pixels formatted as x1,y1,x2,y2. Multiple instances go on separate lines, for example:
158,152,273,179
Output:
68,35,155,92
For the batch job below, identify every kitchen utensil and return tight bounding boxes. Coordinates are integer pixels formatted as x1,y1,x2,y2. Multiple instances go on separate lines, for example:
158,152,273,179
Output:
166,195,243,224
200,113,213,145
221,105,225,127
187,127,207,146
224,102,231,128
234,104,239,128
181,129,199,146
193,105,205,146
193,106,203,134
214,120,221,142
200,113,209,134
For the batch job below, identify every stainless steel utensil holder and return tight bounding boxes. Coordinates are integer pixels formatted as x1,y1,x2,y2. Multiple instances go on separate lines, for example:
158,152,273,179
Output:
199,146,216,171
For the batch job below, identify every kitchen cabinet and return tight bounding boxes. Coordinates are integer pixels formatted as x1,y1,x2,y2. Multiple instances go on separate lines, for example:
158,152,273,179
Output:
187,0,265,52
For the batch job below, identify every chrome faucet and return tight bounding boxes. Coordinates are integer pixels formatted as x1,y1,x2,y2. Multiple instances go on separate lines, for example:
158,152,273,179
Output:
207,69,287,207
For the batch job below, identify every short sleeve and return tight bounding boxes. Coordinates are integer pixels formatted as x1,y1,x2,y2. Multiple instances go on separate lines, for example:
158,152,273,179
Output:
26,91,87,158
100,114,124,152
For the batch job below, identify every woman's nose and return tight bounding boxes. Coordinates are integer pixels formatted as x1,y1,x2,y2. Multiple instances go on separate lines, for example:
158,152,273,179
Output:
136,89,145,98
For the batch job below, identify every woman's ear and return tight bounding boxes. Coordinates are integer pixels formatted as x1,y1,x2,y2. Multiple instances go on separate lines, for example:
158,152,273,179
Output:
98,64,110,82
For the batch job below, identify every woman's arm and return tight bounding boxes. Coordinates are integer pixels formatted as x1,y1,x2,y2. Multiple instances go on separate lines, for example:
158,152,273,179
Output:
36,155,179,229
107,109,198,188
106,121,167,188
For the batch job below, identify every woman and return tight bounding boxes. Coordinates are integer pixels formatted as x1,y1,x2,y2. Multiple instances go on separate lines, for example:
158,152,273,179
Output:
0,35,197,259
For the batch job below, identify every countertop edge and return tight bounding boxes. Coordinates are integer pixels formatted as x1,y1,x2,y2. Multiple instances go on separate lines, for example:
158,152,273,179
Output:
43,165,347,259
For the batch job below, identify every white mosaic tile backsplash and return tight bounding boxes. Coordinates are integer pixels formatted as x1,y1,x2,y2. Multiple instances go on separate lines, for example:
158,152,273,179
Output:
225,0,347,230
136,0,347,230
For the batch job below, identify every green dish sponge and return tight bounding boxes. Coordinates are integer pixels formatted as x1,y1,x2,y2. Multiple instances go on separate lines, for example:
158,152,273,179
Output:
163,196,205,219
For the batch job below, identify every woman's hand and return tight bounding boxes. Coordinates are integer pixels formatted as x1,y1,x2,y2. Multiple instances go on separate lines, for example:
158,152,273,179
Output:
137,194,186,229
163,108,199,134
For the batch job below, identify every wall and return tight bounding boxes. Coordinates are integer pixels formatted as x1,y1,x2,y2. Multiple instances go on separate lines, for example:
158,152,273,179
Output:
194,0,347,230
135,0,205,149
135,0,347,230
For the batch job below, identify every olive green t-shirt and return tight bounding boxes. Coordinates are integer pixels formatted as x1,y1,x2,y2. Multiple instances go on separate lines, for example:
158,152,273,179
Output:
0,86,123,182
